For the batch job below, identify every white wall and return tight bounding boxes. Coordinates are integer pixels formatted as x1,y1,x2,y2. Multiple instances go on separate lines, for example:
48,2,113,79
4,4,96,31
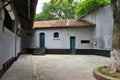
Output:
0,1,5,69
22,27,94,49
83,4,114,50
0,2,21,70
1,28,16,65
0,28,21,70
16,36,21,55
0,2,4,69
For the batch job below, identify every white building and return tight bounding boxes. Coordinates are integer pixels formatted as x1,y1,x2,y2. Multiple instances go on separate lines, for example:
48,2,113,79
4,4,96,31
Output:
22,4,114,56
23,19,95,54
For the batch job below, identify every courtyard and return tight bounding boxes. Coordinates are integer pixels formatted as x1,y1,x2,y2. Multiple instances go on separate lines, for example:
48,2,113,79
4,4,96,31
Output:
0,54,109,80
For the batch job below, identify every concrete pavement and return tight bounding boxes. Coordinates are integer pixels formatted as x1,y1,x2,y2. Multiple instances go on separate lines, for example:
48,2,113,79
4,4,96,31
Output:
0,55,33,80
0,54,109,80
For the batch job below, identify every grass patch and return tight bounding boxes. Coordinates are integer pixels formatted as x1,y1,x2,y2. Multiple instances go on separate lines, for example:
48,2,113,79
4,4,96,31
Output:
97,66,120,78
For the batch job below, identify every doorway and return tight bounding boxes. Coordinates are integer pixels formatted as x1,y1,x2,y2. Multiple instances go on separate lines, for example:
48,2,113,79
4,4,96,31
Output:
40,33,45,48
70,37,76,54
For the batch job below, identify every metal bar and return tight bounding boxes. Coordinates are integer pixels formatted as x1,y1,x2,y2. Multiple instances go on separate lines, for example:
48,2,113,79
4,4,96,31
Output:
1,0,13,9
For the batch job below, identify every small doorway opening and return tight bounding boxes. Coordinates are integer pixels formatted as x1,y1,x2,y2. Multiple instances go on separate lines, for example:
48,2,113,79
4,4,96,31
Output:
39,33,45,48
70,37,76,54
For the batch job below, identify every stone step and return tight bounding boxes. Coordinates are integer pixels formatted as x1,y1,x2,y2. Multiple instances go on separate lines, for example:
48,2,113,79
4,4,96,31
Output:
33,48,46,55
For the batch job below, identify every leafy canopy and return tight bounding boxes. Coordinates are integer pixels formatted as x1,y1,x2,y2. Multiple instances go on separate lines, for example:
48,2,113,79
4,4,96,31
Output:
76,0,110,18
35,0,77,21
50,0,77,19
35,0,110,21
35,3,57,21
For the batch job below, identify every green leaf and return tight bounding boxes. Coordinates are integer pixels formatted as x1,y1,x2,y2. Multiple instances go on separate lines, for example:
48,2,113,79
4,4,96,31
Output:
76,0,110,18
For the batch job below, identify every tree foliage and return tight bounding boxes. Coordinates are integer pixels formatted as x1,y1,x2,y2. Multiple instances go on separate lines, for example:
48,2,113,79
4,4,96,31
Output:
35,0,77,21
50,0,74,3
76,0,110,18
35,3,57,21
35,0,110,21
50,0,77,19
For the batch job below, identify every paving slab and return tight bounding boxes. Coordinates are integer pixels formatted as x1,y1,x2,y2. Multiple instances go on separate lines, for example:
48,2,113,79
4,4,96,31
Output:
0,55,33,80
32,54,109,80
0,54,109,80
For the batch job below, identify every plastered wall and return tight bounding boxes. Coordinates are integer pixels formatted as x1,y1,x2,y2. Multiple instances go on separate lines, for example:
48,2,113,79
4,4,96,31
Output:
83,4,114,50
22,27,94,49
0,2,21,70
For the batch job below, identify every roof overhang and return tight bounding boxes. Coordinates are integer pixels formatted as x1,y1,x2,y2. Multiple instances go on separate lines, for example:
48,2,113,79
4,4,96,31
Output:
33,19,96,29
1,0,38,29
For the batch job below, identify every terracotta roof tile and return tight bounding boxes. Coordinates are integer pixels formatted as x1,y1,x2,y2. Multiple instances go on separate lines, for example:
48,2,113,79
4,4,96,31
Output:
33,19,95,29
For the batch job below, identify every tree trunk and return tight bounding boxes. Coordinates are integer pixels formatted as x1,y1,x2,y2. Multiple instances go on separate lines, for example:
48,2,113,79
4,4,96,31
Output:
109,0,120,72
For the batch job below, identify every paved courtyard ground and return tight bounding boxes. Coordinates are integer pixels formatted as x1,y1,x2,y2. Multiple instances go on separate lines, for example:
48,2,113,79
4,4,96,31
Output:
0,54,109,80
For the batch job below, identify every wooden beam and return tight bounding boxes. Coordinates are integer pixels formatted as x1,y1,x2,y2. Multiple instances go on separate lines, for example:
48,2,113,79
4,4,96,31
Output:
18,13,30,21
1,0,12,9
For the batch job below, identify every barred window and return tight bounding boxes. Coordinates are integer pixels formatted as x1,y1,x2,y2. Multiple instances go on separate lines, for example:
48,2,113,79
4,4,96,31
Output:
54,32,59,38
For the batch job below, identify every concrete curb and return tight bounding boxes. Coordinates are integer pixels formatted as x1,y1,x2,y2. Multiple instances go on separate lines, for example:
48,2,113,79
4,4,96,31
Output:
93,69,119,80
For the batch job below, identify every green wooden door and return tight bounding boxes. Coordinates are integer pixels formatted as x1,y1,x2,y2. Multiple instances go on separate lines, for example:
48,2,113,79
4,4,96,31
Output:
40,33,45,48
70,37,76,54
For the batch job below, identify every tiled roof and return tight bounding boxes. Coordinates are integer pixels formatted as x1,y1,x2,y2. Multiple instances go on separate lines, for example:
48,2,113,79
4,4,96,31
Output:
33,19,95,29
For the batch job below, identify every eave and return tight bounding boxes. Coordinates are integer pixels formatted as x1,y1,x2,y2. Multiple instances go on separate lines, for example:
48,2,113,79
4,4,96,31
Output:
13,0,38,29
1,0,38,29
